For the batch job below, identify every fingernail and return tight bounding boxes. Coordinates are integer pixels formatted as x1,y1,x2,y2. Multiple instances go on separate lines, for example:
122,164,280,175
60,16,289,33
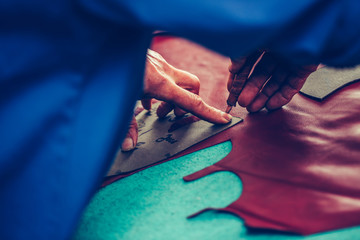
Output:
121,137,135,151
222,112,232,122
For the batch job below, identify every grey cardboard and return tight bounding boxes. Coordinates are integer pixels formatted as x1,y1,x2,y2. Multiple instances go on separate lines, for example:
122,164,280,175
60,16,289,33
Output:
107,108,242,176
300,65,360,100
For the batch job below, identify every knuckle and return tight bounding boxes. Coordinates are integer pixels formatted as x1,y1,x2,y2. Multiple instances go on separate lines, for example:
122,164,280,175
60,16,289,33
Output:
128,119,138,132
190,94,204,110
232,77,247,88
191,75,200,91
288,80,301,91
279,87,296,102
130,118,138,128
261,88,272,98
247,79,262,89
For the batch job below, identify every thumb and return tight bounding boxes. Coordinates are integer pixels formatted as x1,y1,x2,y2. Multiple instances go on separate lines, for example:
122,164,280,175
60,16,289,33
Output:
121,116,138,151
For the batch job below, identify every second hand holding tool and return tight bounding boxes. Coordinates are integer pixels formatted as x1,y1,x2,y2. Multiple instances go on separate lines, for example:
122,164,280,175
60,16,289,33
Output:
225,51,264,113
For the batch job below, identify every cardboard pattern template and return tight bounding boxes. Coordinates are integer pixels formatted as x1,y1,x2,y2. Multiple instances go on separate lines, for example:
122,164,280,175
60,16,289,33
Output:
107,106,242,176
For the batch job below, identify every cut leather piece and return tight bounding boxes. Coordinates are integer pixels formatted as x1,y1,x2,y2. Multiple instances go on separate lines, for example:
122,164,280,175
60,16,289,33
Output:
152,37,360,235
300,65,360,100
104,36,360,235
107,104,242,176
183,85,360,235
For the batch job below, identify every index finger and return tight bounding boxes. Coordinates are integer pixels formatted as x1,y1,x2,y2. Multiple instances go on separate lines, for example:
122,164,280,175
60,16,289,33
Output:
164,83,232,124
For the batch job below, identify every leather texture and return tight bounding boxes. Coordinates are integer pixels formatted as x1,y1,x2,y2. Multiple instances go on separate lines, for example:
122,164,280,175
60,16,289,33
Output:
104,36,360,235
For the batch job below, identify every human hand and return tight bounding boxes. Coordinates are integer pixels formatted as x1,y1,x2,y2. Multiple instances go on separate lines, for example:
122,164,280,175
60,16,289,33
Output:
121,49,232,151
227,51,318,112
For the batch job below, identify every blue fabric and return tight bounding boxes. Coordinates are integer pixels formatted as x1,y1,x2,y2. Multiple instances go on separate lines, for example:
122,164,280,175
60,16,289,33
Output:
84,0,360,66
0,0,359,239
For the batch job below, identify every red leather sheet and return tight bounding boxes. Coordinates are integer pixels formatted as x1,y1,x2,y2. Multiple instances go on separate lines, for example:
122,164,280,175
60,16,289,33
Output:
104,36,360,235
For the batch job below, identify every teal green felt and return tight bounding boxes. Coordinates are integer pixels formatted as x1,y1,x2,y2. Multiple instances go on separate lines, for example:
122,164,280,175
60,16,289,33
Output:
73,141,360,240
